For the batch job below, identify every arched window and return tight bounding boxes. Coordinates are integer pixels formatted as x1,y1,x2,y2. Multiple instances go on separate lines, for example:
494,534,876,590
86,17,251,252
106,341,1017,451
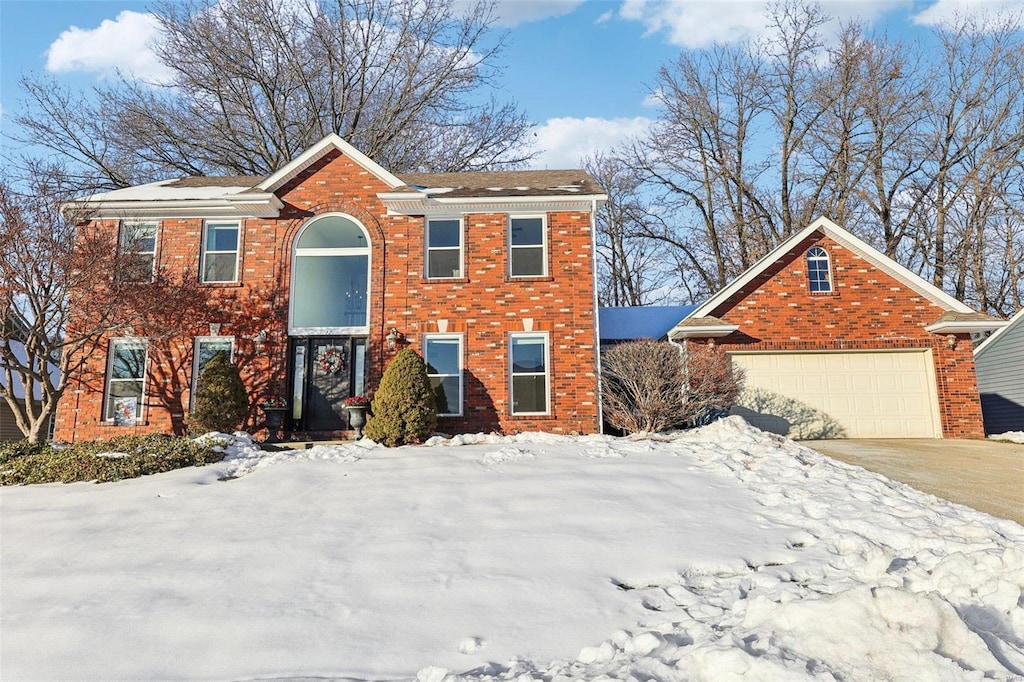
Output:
289,214,370,333
806,246,832,293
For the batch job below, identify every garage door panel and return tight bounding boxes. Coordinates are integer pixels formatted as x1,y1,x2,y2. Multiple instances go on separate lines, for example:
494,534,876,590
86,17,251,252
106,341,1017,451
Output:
730,351,940,439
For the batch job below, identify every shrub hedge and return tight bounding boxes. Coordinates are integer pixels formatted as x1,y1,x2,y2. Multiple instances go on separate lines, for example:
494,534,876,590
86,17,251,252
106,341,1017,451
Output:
0,434,224,486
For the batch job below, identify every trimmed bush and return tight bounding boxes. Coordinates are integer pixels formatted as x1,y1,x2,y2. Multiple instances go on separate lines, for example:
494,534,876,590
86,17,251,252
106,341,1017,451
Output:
364,348,437,446
601,339,744,434
188,351,249,434
0,434,224,485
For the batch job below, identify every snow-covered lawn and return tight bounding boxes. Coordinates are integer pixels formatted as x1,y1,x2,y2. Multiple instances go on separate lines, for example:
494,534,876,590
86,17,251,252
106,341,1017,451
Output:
2,418,1022,680
990,431,1024,444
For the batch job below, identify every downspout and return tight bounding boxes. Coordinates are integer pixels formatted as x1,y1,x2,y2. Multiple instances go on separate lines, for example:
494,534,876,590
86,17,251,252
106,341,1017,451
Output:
591,197,604,434
668,329,689,407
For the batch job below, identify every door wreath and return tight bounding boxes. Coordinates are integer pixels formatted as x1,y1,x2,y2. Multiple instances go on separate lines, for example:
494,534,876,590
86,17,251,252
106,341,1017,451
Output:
318,346,345,375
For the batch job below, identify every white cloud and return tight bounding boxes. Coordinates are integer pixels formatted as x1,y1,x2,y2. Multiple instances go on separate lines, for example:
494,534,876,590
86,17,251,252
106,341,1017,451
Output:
595,9,614,25
529,116,653,169
46,11,172,84
911,0,1024,28
491,0,585,27
619,0,907,48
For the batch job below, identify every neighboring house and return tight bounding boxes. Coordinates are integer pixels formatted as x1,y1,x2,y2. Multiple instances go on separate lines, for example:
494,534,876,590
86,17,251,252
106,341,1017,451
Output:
53,134,606,441
974,308,1024,435
1,314,59,441
598,306,696,348
666,217,1007,440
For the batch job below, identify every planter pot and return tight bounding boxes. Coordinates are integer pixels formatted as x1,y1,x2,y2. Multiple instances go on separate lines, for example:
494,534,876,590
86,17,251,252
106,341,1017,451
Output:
261,406,287,443
345,405,368,439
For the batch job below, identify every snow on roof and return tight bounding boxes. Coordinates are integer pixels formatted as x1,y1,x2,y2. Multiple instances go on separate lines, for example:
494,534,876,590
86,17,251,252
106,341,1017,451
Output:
85,177,259,202
599,305,698,341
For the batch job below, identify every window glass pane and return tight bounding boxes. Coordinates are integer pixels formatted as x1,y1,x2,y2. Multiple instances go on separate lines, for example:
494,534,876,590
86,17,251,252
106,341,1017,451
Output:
430,376,460,415
511,247,544,276
112,343,146,379
353,339,366,397
197,340,232,373
121,222,156,252
428,249,461,278
511,337,545,373
510,217,543,246
297,216,368,248
428,220,460,248
512,375,546,413
293,254,368,327
425,338,460,375
207,223,238,251
204,253,237,282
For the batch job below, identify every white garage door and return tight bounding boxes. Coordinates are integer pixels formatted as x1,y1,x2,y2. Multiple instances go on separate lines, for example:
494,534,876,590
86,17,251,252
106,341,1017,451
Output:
729,351,941,439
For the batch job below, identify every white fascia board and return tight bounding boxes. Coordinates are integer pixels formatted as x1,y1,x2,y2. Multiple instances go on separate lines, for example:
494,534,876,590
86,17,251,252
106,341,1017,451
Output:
257,133,405,193
69,198,281,219
973,307,1023,357
667,323,740,341
925,319,1010,334
380,194,607,216
690,217,975,319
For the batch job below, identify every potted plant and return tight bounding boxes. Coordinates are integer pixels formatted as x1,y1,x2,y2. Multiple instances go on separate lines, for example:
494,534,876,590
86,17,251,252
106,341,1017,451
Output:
259,394,288,442
344,394,371,439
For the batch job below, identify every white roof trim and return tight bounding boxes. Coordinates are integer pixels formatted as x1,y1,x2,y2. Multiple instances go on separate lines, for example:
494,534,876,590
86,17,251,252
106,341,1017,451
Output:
688,217,975,320
973,307,1024,357
62,197,282,219
925,319,1010,334
380,194,607,216
257,133,405,193
667,323,740,340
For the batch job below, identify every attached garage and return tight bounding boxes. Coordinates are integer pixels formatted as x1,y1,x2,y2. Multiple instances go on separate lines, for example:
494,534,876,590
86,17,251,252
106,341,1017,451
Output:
729,350,942,439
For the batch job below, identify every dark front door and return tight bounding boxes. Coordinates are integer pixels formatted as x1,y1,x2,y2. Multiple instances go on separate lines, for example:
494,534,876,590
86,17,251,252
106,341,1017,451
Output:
289,336,367,433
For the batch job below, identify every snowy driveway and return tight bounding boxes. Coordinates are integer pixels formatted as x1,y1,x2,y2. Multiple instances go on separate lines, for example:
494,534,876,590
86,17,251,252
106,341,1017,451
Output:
807,438,1024,525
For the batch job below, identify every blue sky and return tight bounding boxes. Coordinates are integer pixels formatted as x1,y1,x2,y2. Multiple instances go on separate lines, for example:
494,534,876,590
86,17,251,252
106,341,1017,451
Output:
2,0,1022,169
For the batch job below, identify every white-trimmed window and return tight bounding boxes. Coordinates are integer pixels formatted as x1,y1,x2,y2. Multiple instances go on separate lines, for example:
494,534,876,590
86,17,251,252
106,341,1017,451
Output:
104,339,147,424
509,216,546,277
290,214,370,334
426,218,463,279
119,221,158,281
509,333,549,415
424,334,463,416
202,221,240,283
806,246,832,293
192,337,234,410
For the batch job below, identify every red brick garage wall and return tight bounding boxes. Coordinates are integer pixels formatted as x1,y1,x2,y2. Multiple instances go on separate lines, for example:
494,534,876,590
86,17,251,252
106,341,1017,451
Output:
703,233,984,439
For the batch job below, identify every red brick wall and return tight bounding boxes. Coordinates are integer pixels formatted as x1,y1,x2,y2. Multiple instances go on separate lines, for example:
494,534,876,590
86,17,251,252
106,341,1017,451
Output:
704,233,984,438
53,150,599,441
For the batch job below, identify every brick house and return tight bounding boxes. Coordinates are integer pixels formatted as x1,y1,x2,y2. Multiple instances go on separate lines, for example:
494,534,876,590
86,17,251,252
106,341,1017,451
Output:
667,217,1007,439
53,134,606,442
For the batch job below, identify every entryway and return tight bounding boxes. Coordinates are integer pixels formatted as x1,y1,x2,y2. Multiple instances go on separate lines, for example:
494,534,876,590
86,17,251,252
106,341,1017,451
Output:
288,336,367,433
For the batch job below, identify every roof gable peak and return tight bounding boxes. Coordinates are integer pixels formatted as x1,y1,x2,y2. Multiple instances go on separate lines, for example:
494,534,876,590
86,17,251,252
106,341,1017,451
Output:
257,134,405,193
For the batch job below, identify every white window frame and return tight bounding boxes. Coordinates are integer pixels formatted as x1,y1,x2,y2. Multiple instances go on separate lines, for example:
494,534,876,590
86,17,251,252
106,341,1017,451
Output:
201,220,241,283
425,217,464,279
119,220,159,281
509,332,550,416
191,336,235,411
104,338,148,422
806,246,832,293
508,215,548,278
424,333,464,416
289,213,372,335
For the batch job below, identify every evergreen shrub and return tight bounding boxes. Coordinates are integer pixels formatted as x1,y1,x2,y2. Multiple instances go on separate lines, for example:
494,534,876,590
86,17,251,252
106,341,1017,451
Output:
188,351,249,434
364,348,437,446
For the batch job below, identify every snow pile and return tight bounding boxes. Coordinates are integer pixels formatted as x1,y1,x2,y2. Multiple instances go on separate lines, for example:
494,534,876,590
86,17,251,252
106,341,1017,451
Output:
2,418,1022,681
989,431,1024,444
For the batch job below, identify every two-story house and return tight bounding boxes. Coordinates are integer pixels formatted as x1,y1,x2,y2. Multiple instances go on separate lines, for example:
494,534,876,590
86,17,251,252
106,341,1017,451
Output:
53,135,606,441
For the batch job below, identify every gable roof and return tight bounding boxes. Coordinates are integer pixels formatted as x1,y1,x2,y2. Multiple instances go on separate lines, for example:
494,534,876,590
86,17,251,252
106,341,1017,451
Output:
599,306,697,342
256,133,405,192
974,307,1024,358
691,217,976,319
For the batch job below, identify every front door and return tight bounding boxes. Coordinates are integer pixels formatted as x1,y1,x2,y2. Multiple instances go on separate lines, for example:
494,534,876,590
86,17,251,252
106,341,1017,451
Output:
289,337,367,433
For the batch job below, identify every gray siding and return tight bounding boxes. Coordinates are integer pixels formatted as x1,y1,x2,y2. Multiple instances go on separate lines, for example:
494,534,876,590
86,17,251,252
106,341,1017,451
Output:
975,317,1024,434
1,399,24,441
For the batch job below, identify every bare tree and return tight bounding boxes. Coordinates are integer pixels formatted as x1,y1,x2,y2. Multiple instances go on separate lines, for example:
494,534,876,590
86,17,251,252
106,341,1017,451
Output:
0,163,212,442
13,0,534,192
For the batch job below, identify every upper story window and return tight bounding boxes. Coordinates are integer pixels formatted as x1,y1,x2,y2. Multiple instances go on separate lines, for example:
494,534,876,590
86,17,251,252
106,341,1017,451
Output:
424,334,463,416
509,333,549,415
426,218,463,279
202,221,240,283
509,216,546,277
119,221,158,281
290,214,370,334
105,338,147,424
806,247,832,293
